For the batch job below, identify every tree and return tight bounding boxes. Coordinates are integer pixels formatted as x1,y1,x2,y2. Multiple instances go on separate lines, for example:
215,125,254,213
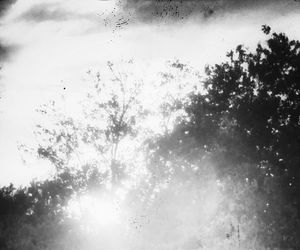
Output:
3,26,299,249
150,26,300,249
34,61,146,187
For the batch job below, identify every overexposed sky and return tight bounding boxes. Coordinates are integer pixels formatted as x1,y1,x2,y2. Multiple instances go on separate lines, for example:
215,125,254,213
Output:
0,0,300,185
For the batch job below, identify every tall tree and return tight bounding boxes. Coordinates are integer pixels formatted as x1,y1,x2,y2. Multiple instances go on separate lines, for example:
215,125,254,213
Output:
150,25,300,248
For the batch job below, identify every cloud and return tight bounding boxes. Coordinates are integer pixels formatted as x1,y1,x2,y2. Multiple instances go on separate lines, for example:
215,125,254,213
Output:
122,0,300,21
3,0,118,24
0,0,17,17
18,3,72,22
0,41,16,67
0,42,13,61
123,0,215,21
17,2,103,23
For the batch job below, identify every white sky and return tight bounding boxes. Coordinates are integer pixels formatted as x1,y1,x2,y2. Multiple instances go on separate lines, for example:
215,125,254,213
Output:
0,0,300,185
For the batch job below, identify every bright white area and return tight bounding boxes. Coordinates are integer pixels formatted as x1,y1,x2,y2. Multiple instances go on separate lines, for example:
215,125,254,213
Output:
0,0,300,185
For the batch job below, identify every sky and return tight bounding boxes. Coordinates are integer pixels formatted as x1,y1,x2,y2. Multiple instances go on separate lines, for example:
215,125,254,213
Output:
0,0,300,185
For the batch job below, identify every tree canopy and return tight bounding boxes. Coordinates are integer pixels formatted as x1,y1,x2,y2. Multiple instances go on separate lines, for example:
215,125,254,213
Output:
1,26,299,249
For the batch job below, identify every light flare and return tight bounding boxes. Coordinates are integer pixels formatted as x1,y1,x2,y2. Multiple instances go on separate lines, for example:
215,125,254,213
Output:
67,193,121,227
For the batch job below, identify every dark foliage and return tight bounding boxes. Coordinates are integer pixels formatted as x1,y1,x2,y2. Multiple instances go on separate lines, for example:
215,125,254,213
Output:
150,26,300,248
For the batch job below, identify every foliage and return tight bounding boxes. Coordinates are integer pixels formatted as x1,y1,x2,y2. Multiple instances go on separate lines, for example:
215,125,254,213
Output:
150,25,300,248
34,61,147,187
1,26,300,249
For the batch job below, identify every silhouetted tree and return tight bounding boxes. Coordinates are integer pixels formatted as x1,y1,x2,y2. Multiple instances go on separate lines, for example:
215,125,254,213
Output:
149,26,300,248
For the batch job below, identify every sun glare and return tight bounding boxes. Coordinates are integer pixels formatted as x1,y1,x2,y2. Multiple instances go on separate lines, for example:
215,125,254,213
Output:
68,193,121,228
